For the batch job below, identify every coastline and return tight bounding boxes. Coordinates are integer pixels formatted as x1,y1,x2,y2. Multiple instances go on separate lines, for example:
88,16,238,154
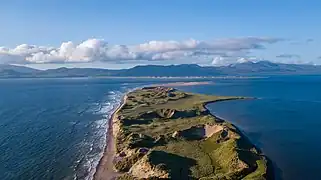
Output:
150,81,213,87
204,100,276,180
94,87,272,179
94,95,127,180
205,105,274,179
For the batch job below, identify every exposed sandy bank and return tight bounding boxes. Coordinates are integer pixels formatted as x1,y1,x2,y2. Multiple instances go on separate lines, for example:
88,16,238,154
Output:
94,95,127,180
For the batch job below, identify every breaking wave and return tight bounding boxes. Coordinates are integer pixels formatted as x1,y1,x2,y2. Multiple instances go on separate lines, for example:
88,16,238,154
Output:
73,90,124,180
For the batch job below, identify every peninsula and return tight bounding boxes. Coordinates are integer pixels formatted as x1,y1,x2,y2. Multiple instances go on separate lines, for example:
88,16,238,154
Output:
95,87,271,180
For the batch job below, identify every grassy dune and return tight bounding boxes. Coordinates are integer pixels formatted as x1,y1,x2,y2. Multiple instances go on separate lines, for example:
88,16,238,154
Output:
113,87,270,180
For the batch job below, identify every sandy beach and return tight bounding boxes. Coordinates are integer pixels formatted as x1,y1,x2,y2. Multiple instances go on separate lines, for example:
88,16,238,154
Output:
94,95,127,180
151,81,213,87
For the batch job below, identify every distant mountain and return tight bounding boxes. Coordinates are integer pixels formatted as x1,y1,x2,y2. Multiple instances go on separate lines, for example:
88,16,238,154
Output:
37,67,120,77
0,64,41,77
219,61,321,74
1,61,321,78
0,64,40,73
120,64,221,76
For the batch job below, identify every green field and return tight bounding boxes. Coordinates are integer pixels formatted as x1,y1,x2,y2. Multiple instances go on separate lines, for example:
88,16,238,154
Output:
114,87,269,180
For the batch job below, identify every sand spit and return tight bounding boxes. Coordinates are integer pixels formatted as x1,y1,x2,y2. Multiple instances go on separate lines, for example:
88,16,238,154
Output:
94,95,127,180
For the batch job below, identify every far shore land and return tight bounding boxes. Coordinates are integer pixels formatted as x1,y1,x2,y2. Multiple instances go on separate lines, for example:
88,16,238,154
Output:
150,81,213,87
94,84,272,180
95,76,266,79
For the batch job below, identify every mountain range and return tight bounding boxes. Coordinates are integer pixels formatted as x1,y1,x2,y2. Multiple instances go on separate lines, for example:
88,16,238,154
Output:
1,61,321,78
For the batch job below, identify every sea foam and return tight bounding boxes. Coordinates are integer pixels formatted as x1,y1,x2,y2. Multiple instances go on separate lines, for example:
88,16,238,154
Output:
74,90,124,180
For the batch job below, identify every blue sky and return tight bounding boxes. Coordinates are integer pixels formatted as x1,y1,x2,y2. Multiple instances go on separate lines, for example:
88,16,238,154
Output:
1,0,321,69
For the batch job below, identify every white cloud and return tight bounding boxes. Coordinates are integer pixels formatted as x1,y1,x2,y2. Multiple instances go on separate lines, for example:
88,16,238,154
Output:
0,37,283,65
236,57,249,64
211,56,226,66
211,55,263,66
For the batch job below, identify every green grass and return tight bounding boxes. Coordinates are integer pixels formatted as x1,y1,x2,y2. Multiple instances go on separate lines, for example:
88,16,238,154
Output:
129,115,216,137
114,87,269,179
243,159,268,180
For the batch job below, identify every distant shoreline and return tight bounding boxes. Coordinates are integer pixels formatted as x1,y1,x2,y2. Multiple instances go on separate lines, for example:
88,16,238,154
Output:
0,76,268,80
150,81,213,87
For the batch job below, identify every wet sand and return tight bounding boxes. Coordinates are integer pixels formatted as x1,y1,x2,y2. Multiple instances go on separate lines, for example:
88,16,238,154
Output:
94,95,127,180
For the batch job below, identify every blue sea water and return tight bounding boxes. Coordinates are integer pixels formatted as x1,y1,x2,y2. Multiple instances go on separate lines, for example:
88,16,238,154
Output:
1,76,321,180
0,78,130,180
178,75,321,180
0,77,214,180
0,78,176,180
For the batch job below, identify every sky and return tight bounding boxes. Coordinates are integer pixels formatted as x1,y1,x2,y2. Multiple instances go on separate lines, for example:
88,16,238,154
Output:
1,0,321,69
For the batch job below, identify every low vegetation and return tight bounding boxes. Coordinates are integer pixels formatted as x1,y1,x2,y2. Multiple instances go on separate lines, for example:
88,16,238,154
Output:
113,86,270,179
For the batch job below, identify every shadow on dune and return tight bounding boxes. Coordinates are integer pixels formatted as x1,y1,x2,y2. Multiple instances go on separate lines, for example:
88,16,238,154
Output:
148,150,197,180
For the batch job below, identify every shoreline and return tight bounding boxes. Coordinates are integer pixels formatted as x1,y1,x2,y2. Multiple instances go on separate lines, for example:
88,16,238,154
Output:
204,103,275,180
94,95,127,180
94,87,273,179
0,76,268,80
204,100,276,180
150,81,213,87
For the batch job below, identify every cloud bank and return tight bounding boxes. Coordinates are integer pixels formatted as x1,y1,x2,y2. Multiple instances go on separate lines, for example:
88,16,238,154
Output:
0,37,282,65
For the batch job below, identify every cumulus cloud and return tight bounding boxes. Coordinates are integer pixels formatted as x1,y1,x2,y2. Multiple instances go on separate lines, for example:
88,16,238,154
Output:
276,54,301,59
211,55,262,66
0,37,283,65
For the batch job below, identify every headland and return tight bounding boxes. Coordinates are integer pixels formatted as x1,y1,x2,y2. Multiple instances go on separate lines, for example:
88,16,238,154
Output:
94,86,271,180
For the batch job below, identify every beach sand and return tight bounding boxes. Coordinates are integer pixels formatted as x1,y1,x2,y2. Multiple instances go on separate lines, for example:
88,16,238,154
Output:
94,95,127,180
151,81,212,87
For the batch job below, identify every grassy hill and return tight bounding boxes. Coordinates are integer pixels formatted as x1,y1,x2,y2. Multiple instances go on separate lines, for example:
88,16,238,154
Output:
113,87,271,180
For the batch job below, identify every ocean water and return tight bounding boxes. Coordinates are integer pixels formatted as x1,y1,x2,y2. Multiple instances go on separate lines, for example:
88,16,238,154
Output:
1,76,321,180
0,78,129,180
0,78,182,180
178,75,321,180
0,77,218,180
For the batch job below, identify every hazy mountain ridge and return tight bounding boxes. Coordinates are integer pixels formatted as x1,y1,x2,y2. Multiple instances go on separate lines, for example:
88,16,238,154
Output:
1,61,321,78
217,61,321,74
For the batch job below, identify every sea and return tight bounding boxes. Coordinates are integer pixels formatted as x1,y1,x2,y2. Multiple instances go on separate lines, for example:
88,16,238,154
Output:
0,76,321,180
